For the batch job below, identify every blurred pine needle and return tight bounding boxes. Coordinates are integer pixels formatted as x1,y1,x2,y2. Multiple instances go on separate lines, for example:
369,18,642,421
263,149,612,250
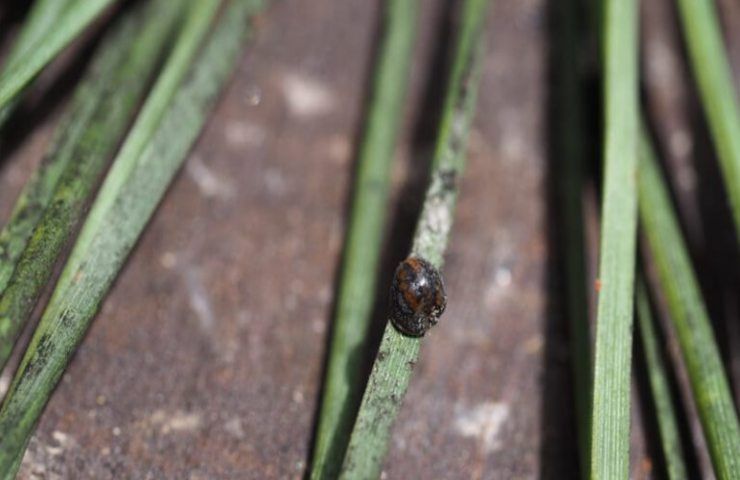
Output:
638,130,740,479
0,0,185,372
0,0,117,114
675,0,740,239
635,279,689,480
0,0,76,126
0,0,265,475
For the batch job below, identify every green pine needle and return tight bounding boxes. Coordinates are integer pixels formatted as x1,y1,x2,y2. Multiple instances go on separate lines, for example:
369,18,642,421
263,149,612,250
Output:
74,0,224,249
339,0,488,478
638,130,740,480
0,0,185,372
0,0,117,114
309,1,417,478
589,0,640,477
0,1,265,476
635,280,688,480
0,0,77,126
675,0,740,240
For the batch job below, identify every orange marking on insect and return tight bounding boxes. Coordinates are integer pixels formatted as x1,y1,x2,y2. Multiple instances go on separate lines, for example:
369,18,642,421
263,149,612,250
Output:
594,279,602,292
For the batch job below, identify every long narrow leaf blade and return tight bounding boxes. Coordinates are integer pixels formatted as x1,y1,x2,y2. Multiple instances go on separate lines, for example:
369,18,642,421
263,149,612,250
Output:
638,131,740,479
0,0,76,125
310,1,417,478
0,0,161,294
0,0,185,372
0,0,117,112
635,280,688,480
589,0,639,476
0,67,100,295
74,0,223,253
4,0,76,67
0,1,265,475
339,1,488,477
674,0,740,238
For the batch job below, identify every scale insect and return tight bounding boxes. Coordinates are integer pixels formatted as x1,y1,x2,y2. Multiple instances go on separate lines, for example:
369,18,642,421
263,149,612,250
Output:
389,257,446,337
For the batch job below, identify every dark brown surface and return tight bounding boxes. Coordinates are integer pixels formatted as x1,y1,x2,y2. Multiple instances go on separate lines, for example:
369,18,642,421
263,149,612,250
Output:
0,0,738,478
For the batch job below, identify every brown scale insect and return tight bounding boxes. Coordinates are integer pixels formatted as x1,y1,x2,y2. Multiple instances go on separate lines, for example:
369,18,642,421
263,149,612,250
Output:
389,256,446,337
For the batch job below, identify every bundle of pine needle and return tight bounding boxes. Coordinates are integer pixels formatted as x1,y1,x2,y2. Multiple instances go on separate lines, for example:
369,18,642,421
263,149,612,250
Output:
0,0,266,474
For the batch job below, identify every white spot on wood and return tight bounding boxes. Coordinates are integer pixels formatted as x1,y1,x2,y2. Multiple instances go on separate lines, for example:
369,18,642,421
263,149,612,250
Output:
282,73,334,117
453,402,510,452
187,156,236,199
325,134,351,164
494,267,512,287
159,251,178,269
224,120,266,147
43,431,73,457
183,266,238,361
224,417,245,439
51,431,69,446
243,84,262,106
185,268,215,332
150,409,203,434
485,266,514,309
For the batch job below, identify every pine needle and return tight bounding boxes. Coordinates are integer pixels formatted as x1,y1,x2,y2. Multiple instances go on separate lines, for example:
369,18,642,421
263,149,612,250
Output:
674,0,740,239
309,1,417,478
638,130,740,480
635,280,688,480
588,0,640,476
0,1,266,476
338,0,488,477
0,0,117,113
0,0,76,126
0,0,185,371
